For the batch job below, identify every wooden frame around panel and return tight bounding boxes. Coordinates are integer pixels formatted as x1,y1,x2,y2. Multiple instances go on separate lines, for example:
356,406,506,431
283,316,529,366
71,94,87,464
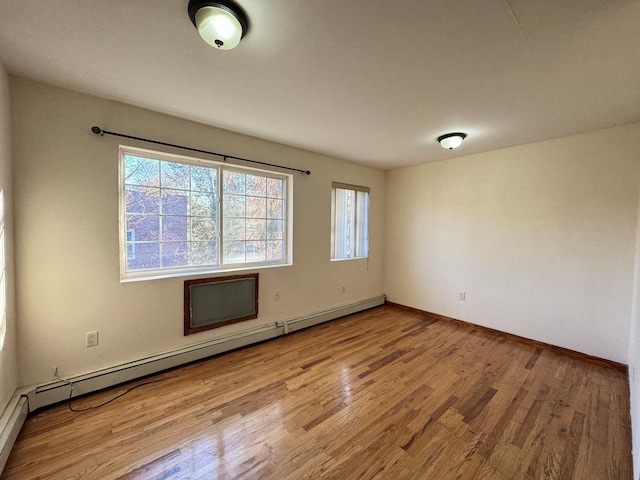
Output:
184,273,259,336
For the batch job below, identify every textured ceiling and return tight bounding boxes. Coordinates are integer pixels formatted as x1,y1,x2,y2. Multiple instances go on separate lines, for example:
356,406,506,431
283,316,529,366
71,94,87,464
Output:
0,0,638,169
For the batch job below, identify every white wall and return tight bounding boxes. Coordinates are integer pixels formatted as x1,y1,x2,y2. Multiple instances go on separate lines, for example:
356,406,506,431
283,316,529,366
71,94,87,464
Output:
11,78,385,387
385,124,640,363
0,64,17,414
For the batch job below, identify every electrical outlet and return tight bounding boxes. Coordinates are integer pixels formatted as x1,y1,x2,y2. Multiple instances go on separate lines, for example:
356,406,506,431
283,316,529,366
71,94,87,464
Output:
342,285,346,294
86,331,99,347
274,290,280,301
459,292,466,301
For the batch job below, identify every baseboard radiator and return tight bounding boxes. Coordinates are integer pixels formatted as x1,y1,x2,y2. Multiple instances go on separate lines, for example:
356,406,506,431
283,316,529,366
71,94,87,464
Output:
27,295,385,412
0,393,29,473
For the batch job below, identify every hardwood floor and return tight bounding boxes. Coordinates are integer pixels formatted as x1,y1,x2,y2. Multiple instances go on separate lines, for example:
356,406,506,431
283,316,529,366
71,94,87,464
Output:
2,305,632,479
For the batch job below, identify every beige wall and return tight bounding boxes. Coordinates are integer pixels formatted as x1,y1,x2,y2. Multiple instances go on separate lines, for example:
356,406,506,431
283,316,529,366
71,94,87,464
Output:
9,75,640,389
385,124,640,363
0,64,17,413
629,176,640,479
11,78,385,387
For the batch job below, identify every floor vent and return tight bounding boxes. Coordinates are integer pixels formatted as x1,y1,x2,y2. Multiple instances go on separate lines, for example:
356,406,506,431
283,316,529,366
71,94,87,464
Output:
184,273,258,335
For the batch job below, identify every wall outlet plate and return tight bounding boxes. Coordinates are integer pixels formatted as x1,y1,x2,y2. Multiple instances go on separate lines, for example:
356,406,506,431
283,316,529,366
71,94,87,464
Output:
86,331,99,347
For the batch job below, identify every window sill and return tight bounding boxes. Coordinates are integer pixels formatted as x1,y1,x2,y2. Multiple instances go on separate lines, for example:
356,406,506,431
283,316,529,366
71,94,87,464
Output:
330,257,369,262
120,261,292,283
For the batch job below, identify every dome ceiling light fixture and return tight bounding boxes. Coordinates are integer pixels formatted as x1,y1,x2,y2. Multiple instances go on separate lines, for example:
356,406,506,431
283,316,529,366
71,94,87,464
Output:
188,0,248,50
438,132,468,150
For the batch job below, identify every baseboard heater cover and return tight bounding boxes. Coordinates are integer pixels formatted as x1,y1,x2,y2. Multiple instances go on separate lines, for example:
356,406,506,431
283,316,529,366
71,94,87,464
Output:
284,296,386,333
27,295,385,412
0,394,29,474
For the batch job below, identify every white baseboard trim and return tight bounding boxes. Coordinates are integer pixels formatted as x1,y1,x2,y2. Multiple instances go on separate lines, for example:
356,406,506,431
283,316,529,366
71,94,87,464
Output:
285,295,386,333
26,295,385,412
0,393,29,474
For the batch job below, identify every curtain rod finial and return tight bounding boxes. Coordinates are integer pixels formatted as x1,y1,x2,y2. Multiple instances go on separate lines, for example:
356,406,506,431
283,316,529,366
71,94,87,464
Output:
91,126,103,135
305,170,311,175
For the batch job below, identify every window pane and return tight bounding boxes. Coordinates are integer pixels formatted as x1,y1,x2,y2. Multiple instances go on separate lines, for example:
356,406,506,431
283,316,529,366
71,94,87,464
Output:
127,215,160,241
223,171,245,194
223,241,245,264
223,218,245,241
191,192,217,218
267,198,283,219
162,216,188,242
246,196,266,219
267,178,283,198
127,243,160,270
162,242,189,267
220,171,286,267
246,175,266,196
267,240,283,261
127,241,136,259
267,220,284,240
246,219,266,240
126,186,160,214
191,166,217,193
246,241,266,262
191,217,216,242
191,241,218,266
161,189,188,216
356,191,369,257
125,155,159,187
224,194,245,218
161,162,189,190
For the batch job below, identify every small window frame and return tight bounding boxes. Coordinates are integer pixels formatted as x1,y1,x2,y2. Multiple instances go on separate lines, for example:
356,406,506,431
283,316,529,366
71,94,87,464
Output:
331,182,370,261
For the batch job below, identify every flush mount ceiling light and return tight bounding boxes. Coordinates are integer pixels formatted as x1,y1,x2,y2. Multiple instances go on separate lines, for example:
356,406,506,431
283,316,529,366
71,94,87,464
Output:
188,0,248,50
438,132,467,150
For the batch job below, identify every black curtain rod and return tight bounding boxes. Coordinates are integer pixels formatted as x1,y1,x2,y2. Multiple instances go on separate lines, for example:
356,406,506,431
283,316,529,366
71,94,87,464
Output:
90,126,311,175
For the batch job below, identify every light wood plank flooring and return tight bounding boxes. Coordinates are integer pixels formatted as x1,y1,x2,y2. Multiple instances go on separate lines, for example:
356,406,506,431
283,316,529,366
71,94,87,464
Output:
2,305,632,479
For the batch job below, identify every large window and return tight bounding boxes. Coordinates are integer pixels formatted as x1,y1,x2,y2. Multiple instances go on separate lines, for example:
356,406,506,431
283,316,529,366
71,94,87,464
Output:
331,182,369,260
120,146,291,281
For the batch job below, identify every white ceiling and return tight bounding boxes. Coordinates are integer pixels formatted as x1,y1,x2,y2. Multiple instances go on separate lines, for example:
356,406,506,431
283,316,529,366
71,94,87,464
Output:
0,0,638,170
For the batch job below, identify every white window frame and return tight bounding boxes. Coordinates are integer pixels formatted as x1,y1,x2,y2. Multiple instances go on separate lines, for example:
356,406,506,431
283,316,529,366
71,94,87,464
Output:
119,146,293,282
331,182,369,261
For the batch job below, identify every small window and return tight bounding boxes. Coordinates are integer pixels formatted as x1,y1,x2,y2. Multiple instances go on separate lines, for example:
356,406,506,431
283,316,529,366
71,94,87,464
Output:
331,182,369,260
120,146,292,281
